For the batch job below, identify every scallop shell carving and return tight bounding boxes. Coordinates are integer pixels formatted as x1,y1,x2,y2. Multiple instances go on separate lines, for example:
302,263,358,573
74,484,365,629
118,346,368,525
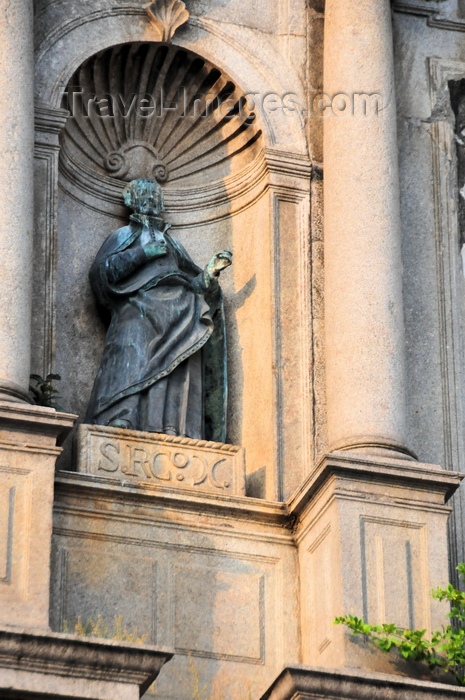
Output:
146,0,190,42
60,43,262,191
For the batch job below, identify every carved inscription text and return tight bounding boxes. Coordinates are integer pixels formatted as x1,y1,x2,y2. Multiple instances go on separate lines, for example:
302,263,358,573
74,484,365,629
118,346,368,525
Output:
76,424,246,496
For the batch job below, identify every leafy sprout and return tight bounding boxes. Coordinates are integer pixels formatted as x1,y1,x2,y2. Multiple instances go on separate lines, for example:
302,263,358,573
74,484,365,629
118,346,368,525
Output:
29,373,62,409
335,564,465,686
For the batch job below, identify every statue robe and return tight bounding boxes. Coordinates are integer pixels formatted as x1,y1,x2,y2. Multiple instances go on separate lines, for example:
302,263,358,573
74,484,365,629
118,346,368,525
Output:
85,217,227,442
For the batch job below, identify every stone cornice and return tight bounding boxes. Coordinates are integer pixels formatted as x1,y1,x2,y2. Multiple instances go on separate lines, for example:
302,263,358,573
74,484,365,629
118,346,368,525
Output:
0,403,76,444
260,665,465,699
264,148,312,180
287,450,464,522
0,627,173,696
54,470,291,531
393,1,465,32
35,105,69,134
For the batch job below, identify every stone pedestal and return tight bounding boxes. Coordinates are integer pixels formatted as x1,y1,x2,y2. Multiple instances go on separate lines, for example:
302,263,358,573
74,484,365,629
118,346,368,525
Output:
289,452,463,673
0,403,75,629
261,666,465,700
0,627,173,700
51,469,299,699
76,424,246,496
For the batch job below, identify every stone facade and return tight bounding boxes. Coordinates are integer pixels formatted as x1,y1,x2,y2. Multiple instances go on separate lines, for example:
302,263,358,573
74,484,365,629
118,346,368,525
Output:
1,0,465,698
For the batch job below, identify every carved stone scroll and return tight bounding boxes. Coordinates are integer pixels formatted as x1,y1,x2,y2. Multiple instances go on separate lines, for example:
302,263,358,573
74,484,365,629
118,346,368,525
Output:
146,0,190,42
76,424,246,496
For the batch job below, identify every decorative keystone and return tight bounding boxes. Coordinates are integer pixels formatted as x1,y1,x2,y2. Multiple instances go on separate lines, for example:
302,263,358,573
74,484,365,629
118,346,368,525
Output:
146,0,190,42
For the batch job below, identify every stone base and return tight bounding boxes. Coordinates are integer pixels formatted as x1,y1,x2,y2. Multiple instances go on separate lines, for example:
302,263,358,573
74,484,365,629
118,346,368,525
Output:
76,423,246,496
260,666,465,699
0,626,173,700
51,470,299,700
288,451,464,674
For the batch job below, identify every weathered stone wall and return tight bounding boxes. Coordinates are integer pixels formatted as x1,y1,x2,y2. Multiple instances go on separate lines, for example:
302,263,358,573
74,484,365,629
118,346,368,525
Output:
51,472,300,699
393,0,465,569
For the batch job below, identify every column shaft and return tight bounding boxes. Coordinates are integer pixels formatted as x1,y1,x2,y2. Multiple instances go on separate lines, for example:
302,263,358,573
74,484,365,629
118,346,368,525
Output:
0,0,34,402
323,0,412,457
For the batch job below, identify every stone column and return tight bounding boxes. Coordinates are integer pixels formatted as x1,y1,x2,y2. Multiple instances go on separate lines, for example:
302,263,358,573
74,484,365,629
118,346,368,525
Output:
323,0,412,458
0,0,35,403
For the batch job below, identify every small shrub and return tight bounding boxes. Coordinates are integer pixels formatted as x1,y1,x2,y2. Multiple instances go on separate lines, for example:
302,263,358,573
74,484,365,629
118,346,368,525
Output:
335,563,465,686
63,614,148,644
29,373,62,409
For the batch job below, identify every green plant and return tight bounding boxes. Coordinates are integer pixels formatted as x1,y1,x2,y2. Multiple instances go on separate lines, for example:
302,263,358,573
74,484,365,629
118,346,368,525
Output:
29,373,62,409
63,614,148,644
335,563,465,686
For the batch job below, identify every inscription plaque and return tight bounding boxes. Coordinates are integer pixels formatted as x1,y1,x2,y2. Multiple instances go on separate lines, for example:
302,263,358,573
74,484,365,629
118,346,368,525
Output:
76,424,246,496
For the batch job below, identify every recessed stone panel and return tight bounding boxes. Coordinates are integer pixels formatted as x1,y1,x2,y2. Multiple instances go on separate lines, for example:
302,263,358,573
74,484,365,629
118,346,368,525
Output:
0,483,15,584
0,465,31,600
56,547,157,640
360,516,428,630
173,564,264,662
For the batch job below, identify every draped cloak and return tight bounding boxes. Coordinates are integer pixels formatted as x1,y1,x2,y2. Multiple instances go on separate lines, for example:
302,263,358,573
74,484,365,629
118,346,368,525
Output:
85,218,227,442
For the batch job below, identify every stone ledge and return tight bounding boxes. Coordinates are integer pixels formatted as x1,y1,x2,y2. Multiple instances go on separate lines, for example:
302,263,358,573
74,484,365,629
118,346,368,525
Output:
288,451,464,520
0,402,76,445
260,666,465,699
55,470,289,529
76,423,246,496
0,626,173,699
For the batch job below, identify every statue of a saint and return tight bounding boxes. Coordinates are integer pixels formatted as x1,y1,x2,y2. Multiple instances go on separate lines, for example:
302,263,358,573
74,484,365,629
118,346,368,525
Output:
85,179,232,442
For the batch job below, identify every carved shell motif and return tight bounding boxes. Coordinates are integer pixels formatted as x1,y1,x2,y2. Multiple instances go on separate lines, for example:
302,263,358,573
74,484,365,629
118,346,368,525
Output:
146,0,190,43
60,43,262,190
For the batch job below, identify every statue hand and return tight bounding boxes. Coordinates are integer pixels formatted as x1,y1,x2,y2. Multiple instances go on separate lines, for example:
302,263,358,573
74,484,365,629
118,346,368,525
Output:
206,250,233,278
143,241,168,259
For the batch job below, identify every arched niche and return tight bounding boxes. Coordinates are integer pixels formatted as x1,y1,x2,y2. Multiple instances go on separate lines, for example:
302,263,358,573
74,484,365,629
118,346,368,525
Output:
33,15,312,500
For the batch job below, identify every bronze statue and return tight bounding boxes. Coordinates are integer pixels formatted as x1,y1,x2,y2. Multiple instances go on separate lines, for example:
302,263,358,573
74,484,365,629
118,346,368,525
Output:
85,179,232,442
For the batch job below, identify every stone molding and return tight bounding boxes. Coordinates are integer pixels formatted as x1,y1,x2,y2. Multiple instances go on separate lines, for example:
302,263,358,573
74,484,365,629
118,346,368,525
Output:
327,436,418,460
265,147,312,498
54,470,290,532
57,143,312,222
33,105,69,378
260,666,465,700
0,379,33,405
58,145,270,224
35,106,68,141
288,451,463,525
393,1,465,32
427,56,465,570
76,424,246,496
0,627,173,699
57,448,465,533
52,454,461,693
265,148,312,181
0,402,76,443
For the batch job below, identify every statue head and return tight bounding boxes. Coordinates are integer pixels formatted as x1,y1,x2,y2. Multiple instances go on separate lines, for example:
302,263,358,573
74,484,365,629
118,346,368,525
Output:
123,179,164,217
